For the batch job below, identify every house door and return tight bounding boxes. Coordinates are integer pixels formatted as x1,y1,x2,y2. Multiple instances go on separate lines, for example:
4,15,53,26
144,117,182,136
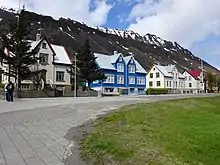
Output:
41,69,47,84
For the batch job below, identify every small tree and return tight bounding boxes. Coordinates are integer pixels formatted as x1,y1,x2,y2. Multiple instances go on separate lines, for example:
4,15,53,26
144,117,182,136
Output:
205,72,216,92
0,9,38,97
216,76,220,93
71,39,106,89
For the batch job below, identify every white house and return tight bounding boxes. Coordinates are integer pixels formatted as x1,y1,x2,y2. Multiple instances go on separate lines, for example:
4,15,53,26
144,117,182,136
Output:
0,34,72,91
146,64,185,93
182,70,203,94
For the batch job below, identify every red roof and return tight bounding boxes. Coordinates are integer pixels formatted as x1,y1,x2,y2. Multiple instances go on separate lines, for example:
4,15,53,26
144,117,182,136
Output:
187,70,201,80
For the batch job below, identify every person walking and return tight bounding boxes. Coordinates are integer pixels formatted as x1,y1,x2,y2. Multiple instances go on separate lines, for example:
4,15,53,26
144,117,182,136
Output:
6,81,15,102
4,82,9,101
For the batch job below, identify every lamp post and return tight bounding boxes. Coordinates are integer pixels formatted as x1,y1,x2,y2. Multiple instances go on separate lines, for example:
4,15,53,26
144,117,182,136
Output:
201,58,204,93
74,53,77,97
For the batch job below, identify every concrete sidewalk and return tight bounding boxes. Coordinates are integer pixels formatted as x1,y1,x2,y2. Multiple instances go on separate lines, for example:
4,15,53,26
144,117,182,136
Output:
0,94,218,165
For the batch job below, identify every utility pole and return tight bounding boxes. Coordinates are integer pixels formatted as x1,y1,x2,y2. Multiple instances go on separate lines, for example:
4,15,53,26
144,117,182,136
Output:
201,58,204,93
74,53,77,97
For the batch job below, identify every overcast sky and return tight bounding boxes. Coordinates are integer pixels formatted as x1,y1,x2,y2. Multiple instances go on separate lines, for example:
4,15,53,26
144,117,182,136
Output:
1,0,220,69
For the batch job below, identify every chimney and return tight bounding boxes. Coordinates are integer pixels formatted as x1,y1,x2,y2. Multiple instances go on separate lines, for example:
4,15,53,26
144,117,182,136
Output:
113,51,118,55
36,33,41,41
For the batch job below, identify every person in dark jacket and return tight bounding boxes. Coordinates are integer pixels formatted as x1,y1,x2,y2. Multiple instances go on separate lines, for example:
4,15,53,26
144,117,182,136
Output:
6,81,15,102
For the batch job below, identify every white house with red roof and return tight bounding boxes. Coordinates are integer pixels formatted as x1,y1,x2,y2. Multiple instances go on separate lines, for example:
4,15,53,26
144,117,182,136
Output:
0,34,72,91
183,70,203,94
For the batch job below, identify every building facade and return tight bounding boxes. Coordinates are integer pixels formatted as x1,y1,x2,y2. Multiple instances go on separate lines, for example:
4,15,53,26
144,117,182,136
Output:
183,70,203,94
146,64,185,93
0,35,72,91
90,52,146,95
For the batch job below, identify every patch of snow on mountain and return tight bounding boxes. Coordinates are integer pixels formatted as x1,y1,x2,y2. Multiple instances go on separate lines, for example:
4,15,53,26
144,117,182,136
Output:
109,41,112,44
64,32,76,40
77,28,81,30
128,52,133,55
164,48,170,51
116,41,119,44
93,31,96,34
173,60,177,63
184,57,188,61
67,26,71,31
153,46,156,48
190,62,193,65
59,27,63,31
0,18,2,22
38,22,41,24
30,23,34,26
121,45,129,50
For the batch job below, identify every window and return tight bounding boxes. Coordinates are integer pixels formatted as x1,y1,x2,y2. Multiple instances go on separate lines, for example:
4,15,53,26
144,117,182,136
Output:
105,88,114,92
189,76,191,81
56,71,64,81
189,83,192,88
42,43,47,49
150,73,153,78
169,81,172,87
117,75,124,84
128,65,135,73
117,63,124,72
149,81,153,87
39,53,49,64
156,81,161,87
130,88,135,93
138,88,145,93
167,81,169,87
185,76,187,80
156,72,160,78
104,75,115,84
137,77,145,85
176,81,178,88
21,84,30,90
129,76,135,84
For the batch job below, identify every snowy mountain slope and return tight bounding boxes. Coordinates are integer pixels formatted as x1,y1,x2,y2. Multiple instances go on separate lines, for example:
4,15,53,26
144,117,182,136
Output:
0,7,219,74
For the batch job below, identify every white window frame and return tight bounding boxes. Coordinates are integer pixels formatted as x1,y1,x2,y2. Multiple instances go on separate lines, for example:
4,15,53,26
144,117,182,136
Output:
137,77,145,85
128,65,135,73
129,76,135,84
117,63,124,72
104,74,115,84
56,71,65,82
39,53,49,64
117,75,124,84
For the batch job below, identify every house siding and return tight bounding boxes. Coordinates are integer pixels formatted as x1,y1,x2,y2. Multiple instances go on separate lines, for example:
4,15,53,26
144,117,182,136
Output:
90,53,146,95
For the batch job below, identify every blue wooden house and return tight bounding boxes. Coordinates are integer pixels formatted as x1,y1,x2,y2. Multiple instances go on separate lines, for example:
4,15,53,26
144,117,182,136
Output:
90,51,147,95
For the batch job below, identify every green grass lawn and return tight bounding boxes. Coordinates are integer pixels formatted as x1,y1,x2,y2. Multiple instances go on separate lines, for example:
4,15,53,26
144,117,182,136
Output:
82,97,220,165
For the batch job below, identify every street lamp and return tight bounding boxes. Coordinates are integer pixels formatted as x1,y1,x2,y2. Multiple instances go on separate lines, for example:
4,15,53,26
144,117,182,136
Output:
74,53,77,97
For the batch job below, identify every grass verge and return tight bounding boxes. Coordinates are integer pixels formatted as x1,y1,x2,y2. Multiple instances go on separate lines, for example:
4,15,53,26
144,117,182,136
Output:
82,97,220,165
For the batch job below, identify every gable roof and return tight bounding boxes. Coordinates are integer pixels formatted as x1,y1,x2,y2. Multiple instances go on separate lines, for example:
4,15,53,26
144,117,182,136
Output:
94,53,116,70
94,53,146,73
155,65,172,77
30,38,71,65
187,70,201,80
154,64,185,78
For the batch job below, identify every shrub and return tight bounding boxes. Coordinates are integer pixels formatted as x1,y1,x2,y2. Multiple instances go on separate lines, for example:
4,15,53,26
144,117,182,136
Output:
146,88,168,95
0,83,4,89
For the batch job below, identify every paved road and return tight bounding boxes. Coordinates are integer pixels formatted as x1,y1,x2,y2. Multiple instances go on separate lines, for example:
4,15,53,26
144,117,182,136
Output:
0,94,218,165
